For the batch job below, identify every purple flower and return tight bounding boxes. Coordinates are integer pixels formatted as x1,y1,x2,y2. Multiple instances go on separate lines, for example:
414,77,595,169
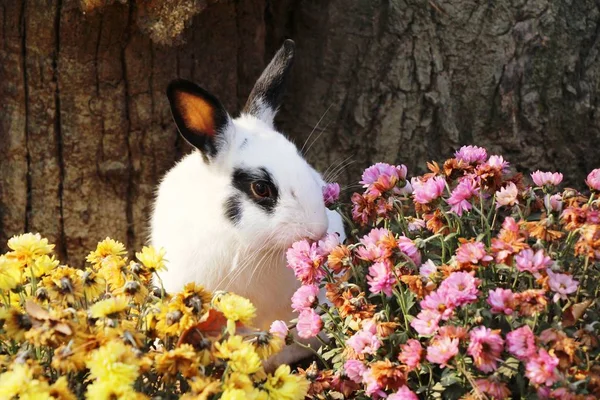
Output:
586,168,600,191
322,182,340,206
411,176,446,204
367,261,396,297
531,170,563,187
455,145,488,164
291,284,320,312
447,177,479,216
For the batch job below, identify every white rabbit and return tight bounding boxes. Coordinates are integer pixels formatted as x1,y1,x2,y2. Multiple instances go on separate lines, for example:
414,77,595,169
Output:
150,40,345,365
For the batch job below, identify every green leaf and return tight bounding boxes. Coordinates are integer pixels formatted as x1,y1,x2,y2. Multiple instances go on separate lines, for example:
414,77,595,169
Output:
496,357,520,378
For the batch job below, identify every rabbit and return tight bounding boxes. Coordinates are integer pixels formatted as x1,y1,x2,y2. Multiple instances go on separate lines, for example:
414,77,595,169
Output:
150,39,345,366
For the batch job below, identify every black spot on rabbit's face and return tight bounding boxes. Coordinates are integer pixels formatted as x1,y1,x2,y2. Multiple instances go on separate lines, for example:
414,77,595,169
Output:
230,167,279,215
224,196,242,224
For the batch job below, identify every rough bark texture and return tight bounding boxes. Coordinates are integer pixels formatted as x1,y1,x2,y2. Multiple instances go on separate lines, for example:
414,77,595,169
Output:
1,0,599,263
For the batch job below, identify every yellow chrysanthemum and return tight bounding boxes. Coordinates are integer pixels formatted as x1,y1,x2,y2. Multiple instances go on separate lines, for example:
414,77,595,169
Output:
86,340,140,387
85,381,146,400
49,376,77,400
89,296,130,319
154,344,199,380
86,238,127,265
224,371,254,393
135,246,167,273
7,233,54,264
0,307,32,341
112,279,149,305
250,332,284,360
79,269,106,301
0,363,32,398
213,292,256,330
154,297,196,337
183,376,221,399
20,379,53,400
28,254,59,279
51,343,87,374
41,266,84,306
264,365,310,400
173,282,213,315
215,335,262,375
97,257,127,291
221,389,248,400
0,255,22,291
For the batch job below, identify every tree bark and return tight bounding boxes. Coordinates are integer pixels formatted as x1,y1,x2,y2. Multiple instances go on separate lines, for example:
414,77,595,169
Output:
1,0,599,263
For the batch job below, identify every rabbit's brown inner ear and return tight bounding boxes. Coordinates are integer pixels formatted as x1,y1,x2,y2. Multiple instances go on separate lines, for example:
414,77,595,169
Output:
174,91,216,137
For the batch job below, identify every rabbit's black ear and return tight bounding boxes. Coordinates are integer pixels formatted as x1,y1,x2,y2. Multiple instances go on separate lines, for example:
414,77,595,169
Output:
243,39,295,126
167,79,231,160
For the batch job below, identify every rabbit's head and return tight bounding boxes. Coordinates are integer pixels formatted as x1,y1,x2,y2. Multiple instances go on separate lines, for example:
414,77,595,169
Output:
166,40,329,249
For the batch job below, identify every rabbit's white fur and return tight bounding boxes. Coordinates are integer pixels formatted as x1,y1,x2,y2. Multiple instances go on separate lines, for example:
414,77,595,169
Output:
151,114,344,330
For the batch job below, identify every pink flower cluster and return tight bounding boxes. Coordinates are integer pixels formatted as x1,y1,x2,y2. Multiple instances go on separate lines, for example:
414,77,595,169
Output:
411,176,446,204
531,171,563,187
447,177,479,216
360,163,409,198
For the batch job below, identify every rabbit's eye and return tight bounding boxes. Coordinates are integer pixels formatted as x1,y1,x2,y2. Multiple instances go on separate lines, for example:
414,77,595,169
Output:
251,181,272,198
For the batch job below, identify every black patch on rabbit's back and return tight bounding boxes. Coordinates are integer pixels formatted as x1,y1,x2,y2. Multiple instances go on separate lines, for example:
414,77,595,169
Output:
224,196,242,224
231,167,279,213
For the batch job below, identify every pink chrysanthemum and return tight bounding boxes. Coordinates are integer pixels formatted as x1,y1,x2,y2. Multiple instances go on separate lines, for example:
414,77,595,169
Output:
474,378,511,399
426,336,459,368
531,170,563,187
398,339,423,371
487,288,516,315
397,236,422,265
388,386,419,400
291,284,319,312
544,194,563,213
357,228,394,262
286,239,326,284
296,309,322,339
367,261,397,297
455,145,488,164
322,182,340,206
407,218,426,232
586,168,600,191
486,155,510,172
318,233,340,254
514,248,553,276
420,289,455,320
346,321,381,355
546,269,579,302
455,241,493,266
438,271,481,306
410,309,441,336
447,177,480,216
343,359,366,384
467,326,504,372
495,182,519,209
525,348,560,387
506,325,536,360
360,163,408,198
269,320,289,340
419,259,437,278
363,368,387,399
411,176,446,204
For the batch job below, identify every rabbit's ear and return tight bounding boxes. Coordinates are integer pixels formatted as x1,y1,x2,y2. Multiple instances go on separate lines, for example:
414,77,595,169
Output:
167,79,231,160
243,39,295,126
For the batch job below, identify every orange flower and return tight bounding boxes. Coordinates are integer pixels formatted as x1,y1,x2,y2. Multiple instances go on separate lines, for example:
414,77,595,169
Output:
400,275,435,299
369,359,406,391
515,289,548,316
328,245,352,274
574,224,600,259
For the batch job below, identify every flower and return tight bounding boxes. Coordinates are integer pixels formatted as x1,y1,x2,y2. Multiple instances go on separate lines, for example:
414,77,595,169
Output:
544,194,563,213
487,288,516,315
531,171,563,187
323,183,340,206
291,284,319,312
410,309,441,336
367,261,396,297
357,228,395,262
586,168,600,191
455,145,488,164
89,296,130,319
447,177,479,216
398,339,423,371
264,365,310,400
525,349,560,387
546,269,578,302
251,331,284,360
296,309,322,339
515,248,553,276
286,240,326,284
7,233,54,264
388,386,419,400
0,256,21,291
347,321,381,355
86,341,140,391
86,238,126,265
426,336,459,367
474,378,511,399
506,325,537,360
455,241,493,266
420,289,455,320
496,182,519,208
419,259,437,278
467,326,504,372
438,271,480,306
363,368,387,399
135,246,167,273
270,320,289,340
343,359,366,383
155,344,199,380
360,163,408,197
214,293,256,328
411,176,446,204
487,155,510,171
397,236,421,265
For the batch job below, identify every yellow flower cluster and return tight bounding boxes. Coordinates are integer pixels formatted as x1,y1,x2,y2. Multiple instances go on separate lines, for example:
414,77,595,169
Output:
0,233,308,400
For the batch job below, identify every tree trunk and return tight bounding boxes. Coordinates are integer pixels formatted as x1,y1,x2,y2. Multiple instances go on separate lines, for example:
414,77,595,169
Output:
1,0,599,263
